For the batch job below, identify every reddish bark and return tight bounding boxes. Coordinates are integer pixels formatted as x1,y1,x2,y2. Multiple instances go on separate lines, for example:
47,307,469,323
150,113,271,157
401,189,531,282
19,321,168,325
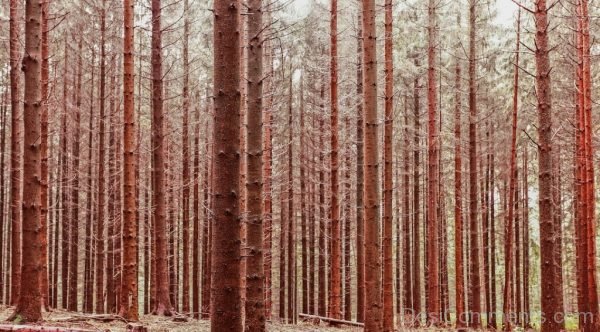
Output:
210,0,243,328
355,15,365,322
318,85,326,318
534,1,565,331
454,59,465,328
412,61,422,326
300,77,308,317
382,0,394,329
328,0,341,321
95,1,107,313
10,0,43,321
60,42,70,310
402,101,413,325
426,0,440,325
263,44,274,319
181,0,191,314
68,36,83,312
362,0,383,328
244,0,266,326
287,72,296,323
468,0,482,327
9,0,22,307
503,9,521,331
343,115,352,321
151,0,173,316
193,96,201,319
39,0,50,310
119,0,139,320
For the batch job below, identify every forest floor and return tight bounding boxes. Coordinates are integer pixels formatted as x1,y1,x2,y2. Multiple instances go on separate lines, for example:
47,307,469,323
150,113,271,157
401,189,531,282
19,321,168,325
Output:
0,306,367,331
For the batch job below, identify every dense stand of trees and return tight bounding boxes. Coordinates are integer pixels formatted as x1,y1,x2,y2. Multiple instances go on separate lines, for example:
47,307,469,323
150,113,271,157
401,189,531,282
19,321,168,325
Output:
2,0,600,331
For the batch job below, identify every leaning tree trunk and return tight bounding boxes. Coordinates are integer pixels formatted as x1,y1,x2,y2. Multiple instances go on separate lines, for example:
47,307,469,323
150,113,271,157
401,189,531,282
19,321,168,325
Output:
10,0,42,322
210,0,243,329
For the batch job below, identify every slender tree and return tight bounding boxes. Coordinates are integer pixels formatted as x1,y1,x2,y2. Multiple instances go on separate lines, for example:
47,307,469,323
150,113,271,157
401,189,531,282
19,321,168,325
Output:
9,0,22,307
382,0,394,328
245,0,266,326
210,0,242,328
503,9,521,331
181,0,191,314
534,1,565,331
9,0,42,322
362,0,382,328
355,11,365,324
454,55,465,328
119,0,138,320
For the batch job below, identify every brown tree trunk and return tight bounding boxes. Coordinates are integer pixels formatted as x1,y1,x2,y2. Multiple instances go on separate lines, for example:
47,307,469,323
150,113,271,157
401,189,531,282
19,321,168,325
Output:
244,0,265,326
151,0,172,316
60,42,70,310
68,36,83,312
362,0,382,328
10,0,42,321
300,77,308,317
328,0,341,321
192,93,201,319
503,9,521,331
84,49,96,314
95,1,107,313
201,105,212,319
468,0,482,327
318,90,326,318
522,144,530,329
0,74,8,305
210,0,243,328
534,1,565,331
263,41,273,319
343,115,352,322
40,0,50,310
402,101,413,326
181,0,191,314
412,62,422,326
426,0,440,325
9,0,22,308
287,72,296,324
119,0,139,320
454,58,465,328
355,15,365,322
382,0,394,329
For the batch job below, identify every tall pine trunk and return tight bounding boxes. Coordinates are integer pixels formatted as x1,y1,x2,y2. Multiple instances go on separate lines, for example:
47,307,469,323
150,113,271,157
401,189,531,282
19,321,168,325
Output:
210,0,242,328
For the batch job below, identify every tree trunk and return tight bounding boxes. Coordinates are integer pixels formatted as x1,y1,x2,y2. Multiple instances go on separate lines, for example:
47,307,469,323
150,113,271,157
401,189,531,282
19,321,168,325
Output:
426,0,440,325
151,0,172,316
8,0,22,308
40,0,50,310
10,0,42,321
355,14,365,322
119,0,138,320
534,1,565,331
503,9,520,331
210,0,243,328
412,61,422,326
60,42,70,310
287,72,296,324
382,0,394,329
318,85,326,319
328,0,341,321
67,36,83,312
95,1,107,313
263,39,274,319
362,0,382,329
343,115,352,322
192,93,201,319
454,58,465,328
181,0,191,315
468,1,482,327
244,0,265,326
